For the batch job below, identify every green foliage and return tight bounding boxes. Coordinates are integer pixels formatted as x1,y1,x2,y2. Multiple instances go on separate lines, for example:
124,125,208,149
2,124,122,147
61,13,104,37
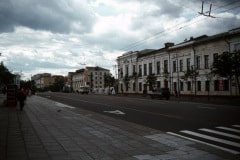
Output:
182,67,199,81
211,52,234,78
146,74,157,90
212,51,240,93
0,62,15,85
123,74,130,84
104,73,115,87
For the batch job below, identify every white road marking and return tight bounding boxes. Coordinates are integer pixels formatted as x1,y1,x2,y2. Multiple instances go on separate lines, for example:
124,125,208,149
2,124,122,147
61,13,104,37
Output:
199,128,240,140
180,130,240,148
55,102,75,109
197,106,216,110
167,132,240,155
104,110,125,115
233,125,240,128
216,127,240,133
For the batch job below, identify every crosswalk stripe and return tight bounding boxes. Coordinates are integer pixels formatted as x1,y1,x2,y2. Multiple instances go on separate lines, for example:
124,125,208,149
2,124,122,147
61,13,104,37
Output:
232,125,240,128
199,128,240,140
167,132,240,155
180,130,240,148
216,127,240,133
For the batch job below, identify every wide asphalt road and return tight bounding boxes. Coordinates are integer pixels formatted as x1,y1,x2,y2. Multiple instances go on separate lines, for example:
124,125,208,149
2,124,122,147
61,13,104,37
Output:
37,92,240,132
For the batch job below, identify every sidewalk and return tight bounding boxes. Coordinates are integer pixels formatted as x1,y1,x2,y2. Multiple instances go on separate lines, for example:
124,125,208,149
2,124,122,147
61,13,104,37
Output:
0,95,238,160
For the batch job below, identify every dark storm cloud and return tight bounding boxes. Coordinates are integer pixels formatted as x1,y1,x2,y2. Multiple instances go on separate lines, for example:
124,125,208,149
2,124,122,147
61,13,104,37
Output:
0,0,96,33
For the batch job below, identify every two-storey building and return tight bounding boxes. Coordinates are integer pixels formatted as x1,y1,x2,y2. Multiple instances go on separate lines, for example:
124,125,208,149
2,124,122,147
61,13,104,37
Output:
117,28,240,96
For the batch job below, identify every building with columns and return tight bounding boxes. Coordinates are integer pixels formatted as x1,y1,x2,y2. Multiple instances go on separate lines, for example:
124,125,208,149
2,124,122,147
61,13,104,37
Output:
117,28,240,96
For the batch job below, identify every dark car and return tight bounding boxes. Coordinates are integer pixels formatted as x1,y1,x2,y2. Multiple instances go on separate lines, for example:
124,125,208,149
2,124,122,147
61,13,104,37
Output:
150,88,170,100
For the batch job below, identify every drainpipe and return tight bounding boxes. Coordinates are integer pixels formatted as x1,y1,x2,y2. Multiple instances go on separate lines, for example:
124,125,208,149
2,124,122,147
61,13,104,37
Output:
224,39,233,96
191,45,197,96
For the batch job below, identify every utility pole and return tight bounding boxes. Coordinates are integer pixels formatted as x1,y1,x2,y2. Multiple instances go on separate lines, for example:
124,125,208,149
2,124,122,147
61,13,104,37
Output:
199,1,216,18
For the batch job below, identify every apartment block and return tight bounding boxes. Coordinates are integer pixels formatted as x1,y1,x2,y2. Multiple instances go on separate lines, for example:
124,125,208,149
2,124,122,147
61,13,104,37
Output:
71,66,110,93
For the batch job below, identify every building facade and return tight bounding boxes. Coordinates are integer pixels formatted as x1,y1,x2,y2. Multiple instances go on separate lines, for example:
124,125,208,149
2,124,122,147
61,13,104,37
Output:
32,73,64,89
117,28,240,96
71,66,110,93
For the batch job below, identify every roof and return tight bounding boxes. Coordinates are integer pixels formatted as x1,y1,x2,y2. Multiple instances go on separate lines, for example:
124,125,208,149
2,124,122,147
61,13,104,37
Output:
86,66,109,71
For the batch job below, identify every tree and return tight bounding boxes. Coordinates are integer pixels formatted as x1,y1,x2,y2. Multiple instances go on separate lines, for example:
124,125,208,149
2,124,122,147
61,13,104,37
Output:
146,74,157,91
104,73,115,94
211,51,240,94
0,62,15,85
181,66,199,95
104,73,115,88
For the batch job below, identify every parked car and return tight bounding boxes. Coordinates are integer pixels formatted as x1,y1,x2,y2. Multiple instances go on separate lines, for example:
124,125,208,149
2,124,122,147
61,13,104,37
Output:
79,86,90,94
150,88,170,100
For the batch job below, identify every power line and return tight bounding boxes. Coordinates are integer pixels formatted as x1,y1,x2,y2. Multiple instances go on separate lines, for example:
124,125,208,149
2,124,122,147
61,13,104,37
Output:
119,1,240,52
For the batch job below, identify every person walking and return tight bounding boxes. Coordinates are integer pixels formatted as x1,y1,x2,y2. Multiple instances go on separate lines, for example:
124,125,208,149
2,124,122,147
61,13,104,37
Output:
17,89,26,111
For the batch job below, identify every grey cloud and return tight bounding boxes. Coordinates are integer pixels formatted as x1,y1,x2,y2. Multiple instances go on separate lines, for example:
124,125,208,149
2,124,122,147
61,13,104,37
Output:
0,0,96,33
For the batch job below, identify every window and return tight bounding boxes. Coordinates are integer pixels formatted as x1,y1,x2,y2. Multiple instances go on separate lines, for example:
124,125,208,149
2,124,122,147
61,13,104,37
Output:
173,61,177,72
164,60,168,73
120,68,123,78
187,58,190,71
224,80,229,91
173,82,177,91
164,80,168,88
139,82,142,91
149,63,152,75
157,61,161,74
133,82,136,91
133,65,136,73
138,65,142,77
196,56,201,69
213,53,218,63
214,80,219,91
180,81,183,91
204,55,209,69
144,64,147,76
179,59,183,72
125,65,129,76
187,81,191,91
205,81,209,91
157,81,161,89
197,81,201,91
126,83,129,91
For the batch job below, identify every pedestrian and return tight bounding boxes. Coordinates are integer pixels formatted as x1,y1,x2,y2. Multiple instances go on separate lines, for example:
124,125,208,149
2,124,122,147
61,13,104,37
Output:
17,88,26,111
174,89,178,97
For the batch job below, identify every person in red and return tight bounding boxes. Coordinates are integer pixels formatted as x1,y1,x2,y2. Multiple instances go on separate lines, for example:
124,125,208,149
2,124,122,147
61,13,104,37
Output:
17,88,26,111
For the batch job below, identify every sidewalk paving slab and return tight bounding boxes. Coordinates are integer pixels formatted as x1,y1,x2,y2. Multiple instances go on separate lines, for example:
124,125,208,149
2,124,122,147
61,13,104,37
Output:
0,95,239,160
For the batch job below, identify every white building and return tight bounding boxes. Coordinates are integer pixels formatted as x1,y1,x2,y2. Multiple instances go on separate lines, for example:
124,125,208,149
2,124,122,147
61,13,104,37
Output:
117,28,240,96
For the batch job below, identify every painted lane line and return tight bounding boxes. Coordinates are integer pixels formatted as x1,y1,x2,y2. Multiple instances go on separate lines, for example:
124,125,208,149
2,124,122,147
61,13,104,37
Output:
104,110,126,115
197,106,216,110
232,125,240,128
55,95,183,120
167,132,240,155
180,130,240,148
216,127,240,133
199,128,240,140
55,102,75,109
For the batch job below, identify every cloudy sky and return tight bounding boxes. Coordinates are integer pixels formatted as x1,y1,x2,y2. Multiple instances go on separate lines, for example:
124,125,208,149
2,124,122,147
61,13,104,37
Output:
0,0,239,80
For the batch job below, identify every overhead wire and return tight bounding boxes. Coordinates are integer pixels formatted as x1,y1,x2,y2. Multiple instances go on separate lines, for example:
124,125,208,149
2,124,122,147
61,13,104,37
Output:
119,1,240,52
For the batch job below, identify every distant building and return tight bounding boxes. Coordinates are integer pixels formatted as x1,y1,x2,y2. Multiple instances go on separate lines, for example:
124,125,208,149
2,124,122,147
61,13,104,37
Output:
32,73,64,89
117,27,240,96
71,66,110,93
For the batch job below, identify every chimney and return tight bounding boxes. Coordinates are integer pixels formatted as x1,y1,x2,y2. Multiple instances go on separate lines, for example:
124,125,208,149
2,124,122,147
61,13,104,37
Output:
164,42,174,48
